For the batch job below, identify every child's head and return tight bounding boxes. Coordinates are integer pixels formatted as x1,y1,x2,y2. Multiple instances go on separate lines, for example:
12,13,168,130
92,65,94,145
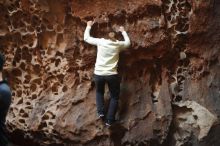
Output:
108,31,116,41
108,27,122,41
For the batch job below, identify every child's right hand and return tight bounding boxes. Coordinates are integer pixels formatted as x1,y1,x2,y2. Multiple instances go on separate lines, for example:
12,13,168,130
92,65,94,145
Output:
119,26,125,32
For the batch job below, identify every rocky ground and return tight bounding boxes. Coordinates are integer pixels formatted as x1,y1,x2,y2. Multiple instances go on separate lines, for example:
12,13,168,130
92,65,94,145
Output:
0,0,219,146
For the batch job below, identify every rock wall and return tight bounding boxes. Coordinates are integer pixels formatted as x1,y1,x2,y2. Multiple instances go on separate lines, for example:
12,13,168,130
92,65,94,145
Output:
0,0,219,146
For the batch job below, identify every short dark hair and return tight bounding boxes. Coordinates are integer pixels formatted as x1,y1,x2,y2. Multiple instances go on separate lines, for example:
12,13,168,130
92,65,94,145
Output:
108,28,122,41
0,53,5,71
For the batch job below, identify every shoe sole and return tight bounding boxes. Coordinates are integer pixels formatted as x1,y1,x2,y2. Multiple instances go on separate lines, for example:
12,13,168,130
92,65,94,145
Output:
105,123,111,127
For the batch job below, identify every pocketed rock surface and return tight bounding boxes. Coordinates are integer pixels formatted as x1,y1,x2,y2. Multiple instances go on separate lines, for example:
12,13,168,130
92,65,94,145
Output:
0,0,219,146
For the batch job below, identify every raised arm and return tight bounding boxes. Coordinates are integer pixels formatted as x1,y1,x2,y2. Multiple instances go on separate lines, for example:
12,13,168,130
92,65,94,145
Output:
118,26,131,50
84,21,101,46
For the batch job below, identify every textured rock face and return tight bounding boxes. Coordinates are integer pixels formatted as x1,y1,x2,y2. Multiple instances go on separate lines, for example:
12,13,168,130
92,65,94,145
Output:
0,0,219,146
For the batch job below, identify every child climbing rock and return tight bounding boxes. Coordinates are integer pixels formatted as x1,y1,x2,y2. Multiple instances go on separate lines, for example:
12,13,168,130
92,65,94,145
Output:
84,20,131,126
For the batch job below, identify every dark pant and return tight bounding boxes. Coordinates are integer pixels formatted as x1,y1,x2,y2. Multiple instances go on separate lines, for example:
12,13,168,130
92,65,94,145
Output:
94,74,120,121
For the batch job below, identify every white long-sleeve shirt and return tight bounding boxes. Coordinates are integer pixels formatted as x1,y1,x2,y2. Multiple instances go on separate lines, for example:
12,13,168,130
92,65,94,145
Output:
84,26,131,75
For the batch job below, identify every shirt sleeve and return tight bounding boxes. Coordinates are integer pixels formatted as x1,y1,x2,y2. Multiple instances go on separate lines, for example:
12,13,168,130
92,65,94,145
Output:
84,26,101,46
118,31,131,51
